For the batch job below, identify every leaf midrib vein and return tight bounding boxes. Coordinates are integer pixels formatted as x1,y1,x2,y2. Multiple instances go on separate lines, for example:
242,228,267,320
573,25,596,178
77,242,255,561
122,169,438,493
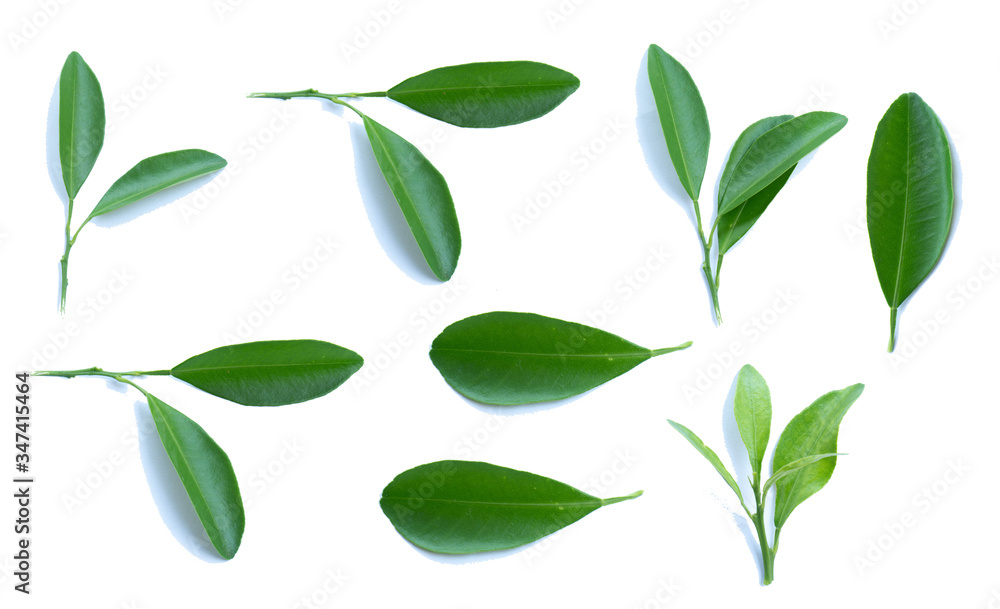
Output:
432,347,649,359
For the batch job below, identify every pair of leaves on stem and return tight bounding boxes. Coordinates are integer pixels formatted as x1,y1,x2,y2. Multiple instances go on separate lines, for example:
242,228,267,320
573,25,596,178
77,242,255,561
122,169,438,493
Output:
647,44,847,322
249,61,580,281
35,339,364,559
866,93,954,351
669,365,863,584
57,52,227,313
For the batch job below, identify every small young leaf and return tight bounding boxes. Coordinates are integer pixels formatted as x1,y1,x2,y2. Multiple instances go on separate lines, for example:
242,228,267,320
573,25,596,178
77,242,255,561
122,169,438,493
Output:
867,93,953,352
147,394,244,560
668,420,745,506
718,111,847,215
760,453,843,499
429,311,691,405
379,460,641,554
171,339,363,406
386,61,580,128
363,115,461,281
772,383,864,529
59,51,105,200
646,44,710,202
86,149,227,221
733,364,771,479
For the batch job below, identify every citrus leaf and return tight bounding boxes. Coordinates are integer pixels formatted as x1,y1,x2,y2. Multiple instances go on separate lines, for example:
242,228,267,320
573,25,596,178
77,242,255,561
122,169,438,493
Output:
733,364,771,479
59,51,105,200
668,420,745,506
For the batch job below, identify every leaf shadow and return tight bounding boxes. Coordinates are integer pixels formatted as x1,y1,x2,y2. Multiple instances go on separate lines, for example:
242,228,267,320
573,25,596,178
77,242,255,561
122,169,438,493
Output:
133,400,226,563
47,80,69,311
400,538,528,565
88,172,221,229
462,390,586,416
939,128,964,265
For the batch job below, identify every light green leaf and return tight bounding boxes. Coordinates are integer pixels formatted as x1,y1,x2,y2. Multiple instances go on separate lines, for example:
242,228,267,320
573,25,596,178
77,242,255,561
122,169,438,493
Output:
668,420,745,506
761,453,842,498
733,364,771,478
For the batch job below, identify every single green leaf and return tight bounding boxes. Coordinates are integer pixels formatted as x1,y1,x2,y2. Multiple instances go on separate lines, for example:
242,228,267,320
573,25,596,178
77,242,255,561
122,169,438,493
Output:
86,149,227,221
772,383,864,529
429,311,691,405
59,51,105,200
761,453,843,499
646,44,710,202
379,460,641,554
147,393,244,560
668,420,745,506
867,93,954,352
171,339,363,407
733,364,771,478
718,112,847,215
363,115,461,281
386,61,580,128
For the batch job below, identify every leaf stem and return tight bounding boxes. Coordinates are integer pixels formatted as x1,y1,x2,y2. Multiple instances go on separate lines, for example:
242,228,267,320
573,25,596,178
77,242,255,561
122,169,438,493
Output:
33,368,171,379
247,89,386,101
749,476,776,585
651,341,693,357
691,199,723,324
600,489,644,506
888,307,898,352
59,197,75,314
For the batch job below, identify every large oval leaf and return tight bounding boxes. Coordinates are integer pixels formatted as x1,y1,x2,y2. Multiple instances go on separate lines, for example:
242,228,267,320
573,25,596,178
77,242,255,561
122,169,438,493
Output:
646,44,710,202
59,51,105,200
171,339,363,406
718,111,847,215
733,364,771,479
867,93,953,351
379,460,641,554
147,394,244,559
86,149,227,221
772,383,864,530
429,311,692,405
386,61,580,128
363,115,461,281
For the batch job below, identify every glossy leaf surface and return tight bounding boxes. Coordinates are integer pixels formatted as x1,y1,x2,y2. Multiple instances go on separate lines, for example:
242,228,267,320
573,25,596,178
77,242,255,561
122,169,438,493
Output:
669,420,745,505
59,51,105,200
379,460,641,554
733,364,771,478
430,311,691,405
387,61,580,128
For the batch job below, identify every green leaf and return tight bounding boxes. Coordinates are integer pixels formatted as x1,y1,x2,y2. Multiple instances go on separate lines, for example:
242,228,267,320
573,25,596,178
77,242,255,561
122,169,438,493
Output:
379,460,641,554
718,111,847,215
772,383,864,529
716,115,794,254
761,453,843,499
171,339,363,406
86,149,227,221
429,311,691,405
867,93,954,352
646,44,710,202
59,51,105,200
386,61,580,128
147,393,244,560
668,420,745,506
363,115,461,281
733,364,771,479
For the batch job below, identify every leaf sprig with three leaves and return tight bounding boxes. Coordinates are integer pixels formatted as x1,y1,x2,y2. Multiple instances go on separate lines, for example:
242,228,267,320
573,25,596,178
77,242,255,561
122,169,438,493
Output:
249,60,580,281
669,364,863,585
33,339,363,559
57,52,228,314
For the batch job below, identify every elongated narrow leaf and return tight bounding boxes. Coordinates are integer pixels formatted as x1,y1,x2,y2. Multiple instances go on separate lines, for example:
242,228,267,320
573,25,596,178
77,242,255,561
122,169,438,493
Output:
363,115,461,281
147,394,244,559
386,61,580,128
380,460,641,554
867,93,953,352
733,364,771,478
171,339,363,406
668,420,745,505
761,453,843,499
59,51,105,200
86,149,227,221
772,383,864,529
646,44,710,202
718,112,847,215
429,311,691,405
716,115,794,254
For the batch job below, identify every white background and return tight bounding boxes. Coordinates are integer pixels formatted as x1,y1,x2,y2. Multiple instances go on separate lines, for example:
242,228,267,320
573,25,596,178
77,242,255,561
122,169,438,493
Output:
2,0,998,606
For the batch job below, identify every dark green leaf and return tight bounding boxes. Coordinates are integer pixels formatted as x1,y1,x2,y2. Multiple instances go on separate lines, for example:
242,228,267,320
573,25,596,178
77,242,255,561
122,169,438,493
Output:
761,453,843,498
59,51,105,200
429,311,691,405
363,115,461,281
718,112,847,215
773,383,864,529
86,149,227,221
387,61,580,128
147,393,244,559
867,93,953,351
379,460,641,554
646,44,710,202
171,339,363,406
733,364,771,478
668,420,745,506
